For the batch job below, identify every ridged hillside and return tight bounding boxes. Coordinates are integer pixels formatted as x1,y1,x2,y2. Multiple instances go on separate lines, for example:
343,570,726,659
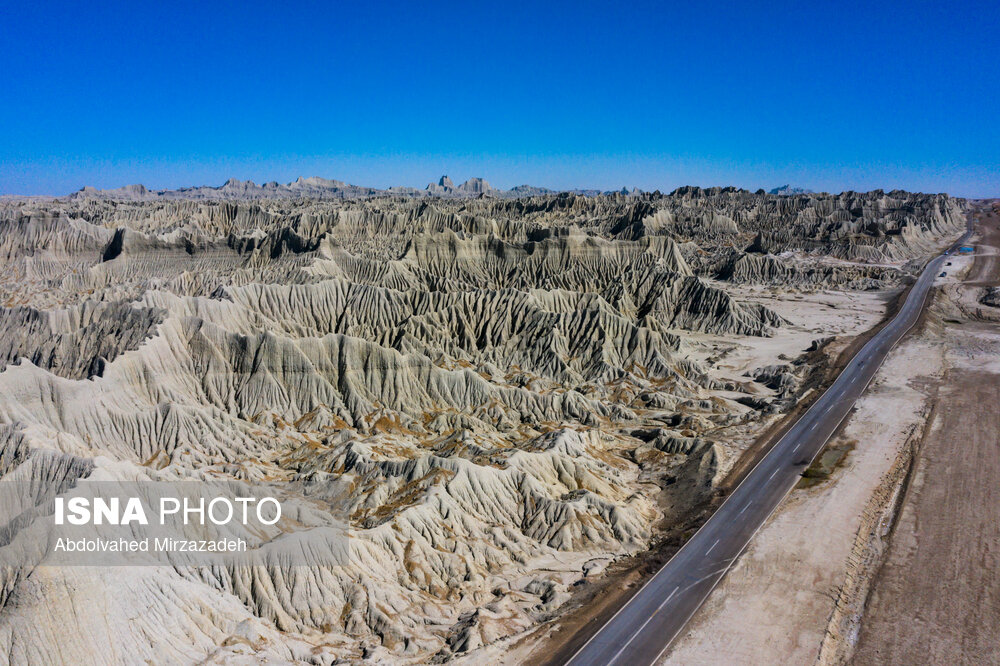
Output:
0,186,966,663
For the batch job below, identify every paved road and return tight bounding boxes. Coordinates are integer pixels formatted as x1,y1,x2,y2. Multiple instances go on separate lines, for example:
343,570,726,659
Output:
565,225,972,666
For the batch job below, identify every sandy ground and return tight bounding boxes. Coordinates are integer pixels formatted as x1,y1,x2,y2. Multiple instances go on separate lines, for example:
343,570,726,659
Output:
659,319,946,665
688,284,890,390
852,203,1000,665
688,284,892,480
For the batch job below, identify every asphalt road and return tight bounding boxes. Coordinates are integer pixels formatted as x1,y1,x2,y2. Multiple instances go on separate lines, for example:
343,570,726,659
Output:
565,225,972,666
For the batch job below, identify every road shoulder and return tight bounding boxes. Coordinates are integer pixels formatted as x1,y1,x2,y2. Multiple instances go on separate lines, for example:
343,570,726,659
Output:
659,328,944,665
850,201,1000,664
659,204,993,665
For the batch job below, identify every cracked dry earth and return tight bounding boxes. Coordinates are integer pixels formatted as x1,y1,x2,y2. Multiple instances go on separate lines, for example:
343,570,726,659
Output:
0,187,967,664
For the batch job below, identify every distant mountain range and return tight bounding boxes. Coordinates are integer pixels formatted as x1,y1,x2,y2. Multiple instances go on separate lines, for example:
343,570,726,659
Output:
768,185,814,196
66,176,646,201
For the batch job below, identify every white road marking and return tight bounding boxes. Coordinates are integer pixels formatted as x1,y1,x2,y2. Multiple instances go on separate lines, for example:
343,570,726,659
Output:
793,442,801,453
706,538,720,555
739,501,752,514
768,468,779,481
607,586,679,664
809,422,817,432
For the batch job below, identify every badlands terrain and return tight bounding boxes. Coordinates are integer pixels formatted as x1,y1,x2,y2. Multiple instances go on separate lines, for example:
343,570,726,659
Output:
0,180,967,664
657,200,997,666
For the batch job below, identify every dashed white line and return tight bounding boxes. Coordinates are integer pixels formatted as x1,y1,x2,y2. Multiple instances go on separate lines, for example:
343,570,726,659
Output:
607,586,679,664
768,468,780,481
706,538,720,555
739,501,752,514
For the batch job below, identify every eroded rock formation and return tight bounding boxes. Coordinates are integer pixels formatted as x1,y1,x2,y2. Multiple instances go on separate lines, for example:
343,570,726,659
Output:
0,185,966,663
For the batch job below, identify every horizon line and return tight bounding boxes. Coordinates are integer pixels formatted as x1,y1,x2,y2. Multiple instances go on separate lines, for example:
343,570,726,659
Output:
1,175,988,200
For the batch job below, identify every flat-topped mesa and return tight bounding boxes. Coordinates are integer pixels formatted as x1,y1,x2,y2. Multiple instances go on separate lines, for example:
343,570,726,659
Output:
289,175,349,190
71,183,153,200
456,177,493,194
426,175,495,196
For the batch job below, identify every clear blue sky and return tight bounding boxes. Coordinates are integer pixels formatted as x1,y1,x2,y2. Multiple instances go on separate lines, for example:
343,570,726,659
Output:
2,0,997,196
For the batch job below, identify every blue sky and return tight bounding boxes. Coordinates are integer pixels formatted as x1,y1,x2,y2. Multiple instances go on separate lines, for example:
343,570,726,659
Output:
2,0,997,196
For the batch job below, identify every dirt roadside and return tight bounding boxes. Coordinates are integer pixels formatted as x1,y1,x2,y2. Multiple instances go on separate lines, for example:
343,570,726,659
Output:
720,282,914,492
660,302,949,666
850,200,1000,665
656,204,991,666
